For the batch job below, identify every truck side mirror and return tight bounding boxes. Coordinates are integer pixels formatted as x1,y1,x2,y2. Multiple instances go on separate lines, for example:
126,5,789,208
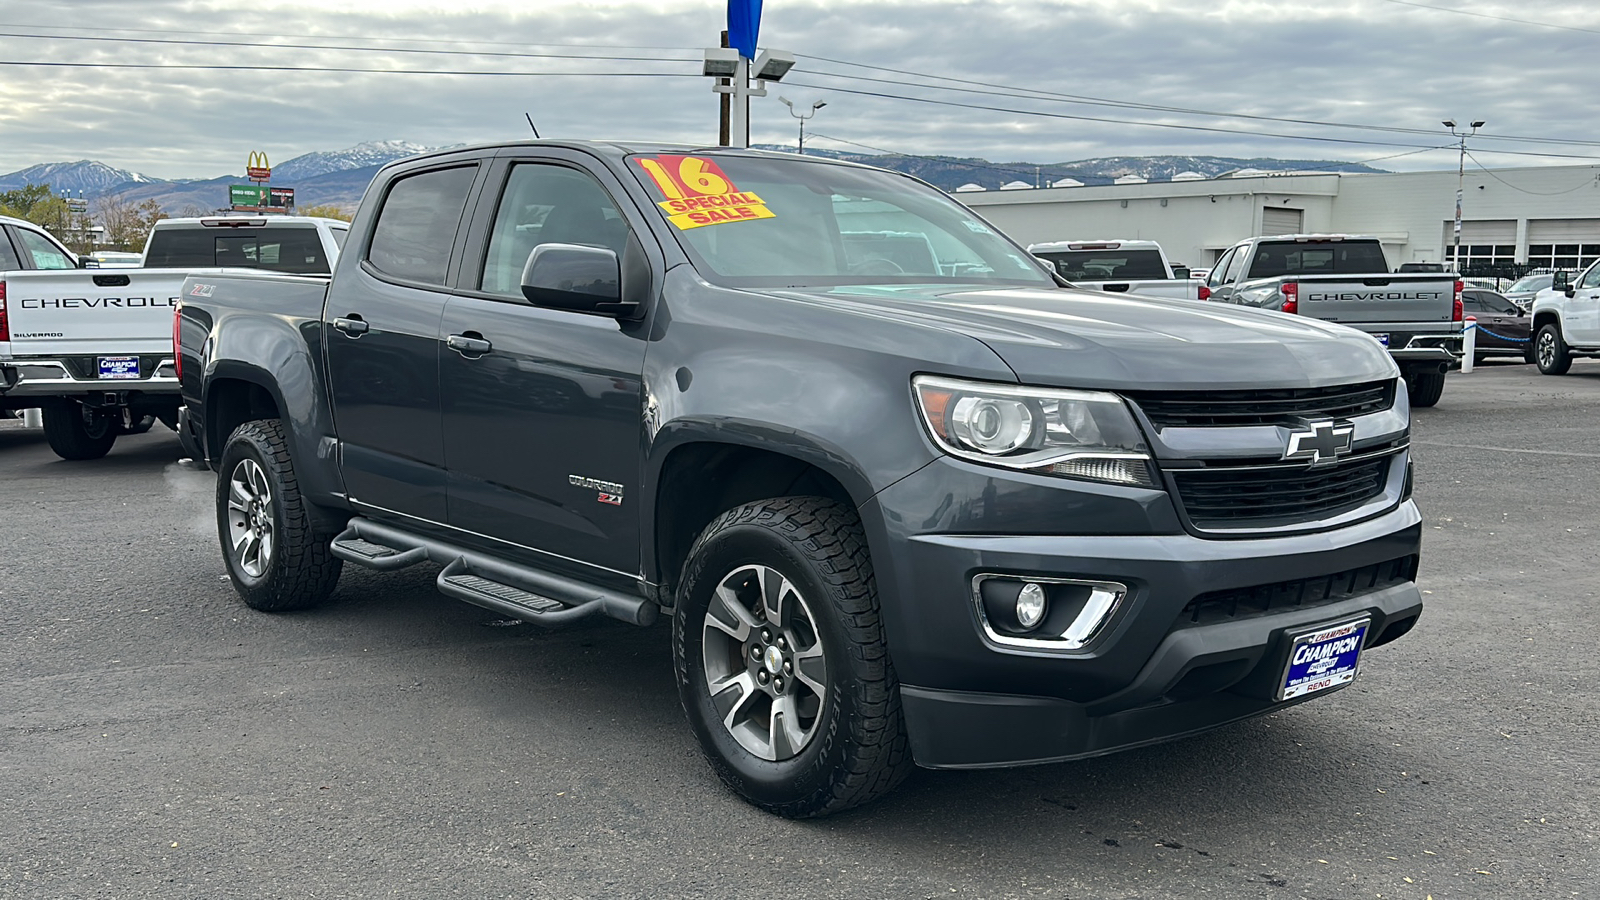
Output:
1553,271,1570,293
521,243,632,317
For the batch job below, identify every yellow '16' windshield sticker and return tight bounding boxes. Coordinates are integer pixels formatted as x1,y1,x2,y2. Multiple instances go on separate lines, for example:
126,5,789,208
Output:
636,155,776,230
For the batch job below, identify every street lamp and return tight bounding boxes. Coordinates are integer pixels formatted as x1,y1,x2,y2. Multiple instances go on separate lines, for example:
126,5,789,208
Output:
1443,119,1485,272
704,46,795,148
779,97,826,154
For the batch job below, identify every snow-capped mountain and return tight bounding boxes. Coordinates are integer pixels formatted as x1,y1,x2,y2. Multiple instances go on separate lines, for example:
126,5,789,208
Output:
270,140,443,182
0,160,155,195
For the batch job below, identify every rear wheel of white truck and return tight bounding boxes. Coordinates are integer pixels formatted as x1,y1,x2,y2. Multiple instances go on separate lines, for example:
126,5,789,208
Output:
216,419,342,612
41,400,118,460
1405,369,1446,408
673,497,913,818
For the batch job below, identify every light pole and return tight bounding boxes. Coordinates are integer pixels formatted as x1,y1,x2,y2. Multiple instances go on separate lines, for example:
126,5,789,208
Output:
703,47,795,148
1443,119,1485,272
779,97,826,154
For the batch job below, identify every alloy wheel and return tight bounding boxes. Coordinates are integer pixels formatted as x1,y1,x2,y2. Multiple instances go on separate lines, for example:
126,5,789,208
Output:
226,458,276,578
701,564,828,761
1538,330,1558,369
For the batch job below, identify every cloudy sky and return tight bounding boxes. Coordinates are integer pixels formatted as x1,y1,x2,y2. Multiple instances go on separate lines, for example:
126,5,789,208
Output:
1,0,1597,179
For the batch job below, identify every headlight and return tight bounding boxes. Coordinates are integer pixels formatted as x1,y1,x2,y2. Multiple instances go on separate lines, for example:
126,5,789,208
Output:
913,375,1154,486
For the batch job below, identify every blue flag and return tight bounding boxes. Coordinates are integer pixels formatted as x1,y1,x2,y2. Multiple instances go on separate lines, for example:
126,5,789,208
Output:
728,0,762,59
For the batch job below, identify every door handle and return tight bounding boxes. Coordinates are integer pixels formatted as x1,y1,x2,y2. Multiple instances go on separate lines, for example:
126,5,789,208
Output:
333,315,369,336
447,333,492,355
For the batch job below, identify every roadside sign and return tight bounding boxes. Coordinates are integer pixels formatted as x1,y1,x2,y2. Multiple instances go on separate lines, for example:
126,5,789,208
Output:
230,184,268,207
247,151,271,182
269,187,295,208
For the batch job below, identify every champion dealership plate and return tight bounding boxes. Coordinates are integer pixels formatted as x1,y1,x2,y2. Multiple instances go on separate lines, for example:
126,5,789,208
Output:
98,356,140,380
1278,617,1369,701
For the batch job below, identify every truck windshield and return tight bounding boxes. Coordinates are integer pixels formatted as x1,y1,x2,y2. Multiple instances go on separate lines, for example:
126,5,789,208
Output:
1247,240,1390,278
1033,249,1167,280
627,153,1052,288
144,227,331,274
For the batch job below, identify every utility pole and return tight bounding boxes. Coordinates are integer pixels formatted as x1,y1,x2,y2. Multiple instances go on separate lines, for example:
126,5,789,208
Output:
779,97,825,154
1443,119,1485,272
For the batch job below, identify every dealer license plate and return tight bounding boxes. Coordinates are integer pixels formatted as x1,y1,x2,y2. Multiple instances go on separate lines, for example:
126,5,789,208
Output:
98,356,140,380
1278,618,1369,701
1372,333,1390,347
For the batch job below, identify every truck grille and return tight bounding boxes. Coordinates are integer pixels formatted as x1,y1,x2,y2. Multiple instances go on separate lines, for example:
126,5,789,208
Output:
1128,380,1395,428
1177,555,1418,627
1170,453,1393,528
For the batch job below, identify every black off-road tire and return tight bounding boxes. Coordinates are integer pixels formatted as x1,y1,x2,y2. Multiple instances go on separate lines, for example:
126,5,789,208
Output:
1405,369,1446,408
216,419,342,612
1535,323,1573,375
42,400,118,460
673,497,913,818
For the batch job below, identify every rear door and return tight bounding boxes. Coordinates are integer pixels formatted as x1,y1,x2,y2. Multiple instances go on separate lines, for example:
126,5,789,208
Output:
325,161,482,523
438,151,651,577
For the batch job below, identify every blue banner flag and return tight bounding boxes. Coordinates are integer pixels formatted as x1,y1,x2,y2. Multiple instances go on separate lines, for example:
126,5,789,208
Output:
728,0,762,59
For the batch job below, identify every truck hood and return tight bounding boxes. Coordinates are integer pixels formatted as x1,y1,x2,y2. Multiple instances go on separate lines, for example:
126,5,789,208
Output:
762,284,1397,391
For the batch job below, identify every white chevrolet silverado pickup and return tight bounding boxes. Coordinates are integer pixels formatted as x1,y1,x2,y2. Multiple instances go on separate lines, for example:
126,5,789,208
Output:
1,215,346,459
1027,239,1203,301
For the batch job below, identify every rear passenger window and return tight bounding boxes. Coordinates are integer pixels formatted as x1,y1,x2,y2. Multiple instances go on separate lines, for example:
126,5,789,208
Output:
14,227,74,269
368,166,477,286
0,231,21,270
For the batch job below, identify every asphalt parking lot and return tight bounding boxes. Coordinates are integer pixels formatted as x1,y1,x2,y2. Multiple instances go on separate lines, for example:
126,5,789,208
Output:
2,362,1596,900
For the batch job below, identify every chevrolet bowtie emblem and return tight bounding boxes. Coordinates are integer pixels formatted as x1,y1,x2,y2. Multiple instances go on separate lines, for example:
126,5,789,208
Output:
1284,420,1355,466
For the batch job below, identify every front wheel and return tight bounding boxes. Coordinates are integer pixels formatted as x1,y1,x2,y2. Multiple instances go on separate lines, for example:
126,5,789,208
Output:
673,498,912,818
216,419,342,611
41,400,118,460
1405,369,1446,408
1535,324,1573,375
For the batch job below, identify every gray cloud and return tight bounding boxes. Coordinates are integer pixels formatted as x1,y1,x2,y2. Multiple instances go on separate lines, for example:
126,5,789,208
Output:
0,0,1594,177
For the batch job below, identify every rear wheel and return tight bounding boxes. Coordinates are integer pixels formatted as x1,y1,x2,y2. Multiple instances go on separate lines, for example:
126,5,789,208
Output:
1535,324,1573,375
673,497,912,818
41,400,118,460
216,419,342,611
1405,369,1446,408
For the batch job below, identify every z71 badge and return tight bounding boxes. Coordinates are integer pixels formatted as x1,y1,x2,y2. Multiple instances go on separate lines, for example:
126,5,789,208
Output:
569,475,625,506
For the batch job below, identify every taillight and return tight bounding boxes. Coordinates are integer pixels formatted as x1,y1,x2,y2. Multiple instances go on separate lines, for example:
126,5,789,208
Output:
1281,281,1299,314
1452,280,1464,322
0,281,9,342
1198,285,1211,301
172,301,182,381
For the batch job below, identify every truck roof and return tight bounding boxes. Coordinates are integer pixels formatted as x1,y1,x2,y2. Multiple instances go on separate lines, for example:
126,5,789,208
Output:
381,139,879,172
1247,233,1380,243
1027,240,1164,252
152,215,349,229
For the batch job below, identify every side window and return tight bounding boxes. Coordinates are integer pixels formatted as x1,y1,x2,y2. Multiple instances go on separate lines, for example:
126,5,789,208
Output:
368,165,478,286
328,227,349,251
1580,265,1600,290
1207,249,1235,287
479,164,627,296
1461,293,1486,313
1223,245,1250,284
0,230,21,270
14,227,74,269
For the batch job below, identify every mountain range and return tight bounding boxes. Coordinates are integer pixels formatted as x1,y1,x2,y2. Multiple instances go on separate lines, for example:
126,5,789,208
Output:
0,141,1391,215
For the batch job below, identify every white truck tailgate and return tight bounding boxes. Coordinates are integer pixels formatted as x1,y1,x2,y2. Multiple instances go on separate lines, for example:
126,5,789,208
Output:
1,269,186,357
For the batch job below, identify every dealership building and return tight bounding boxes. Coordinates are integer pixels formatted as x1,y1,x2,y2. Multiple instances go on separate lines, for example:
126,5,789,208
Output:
954,164,1600,274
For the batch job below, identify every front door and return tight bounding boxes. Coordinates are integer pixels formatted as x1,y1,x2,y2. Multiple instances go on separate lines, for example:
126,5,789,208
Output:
325,162,480,522
440,159,649,576
1566,265,1600,346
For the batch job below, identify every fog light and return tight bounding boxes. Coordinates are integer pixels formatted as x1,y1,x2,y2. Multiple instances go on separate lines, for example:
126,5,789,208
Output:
1016,583,1047,630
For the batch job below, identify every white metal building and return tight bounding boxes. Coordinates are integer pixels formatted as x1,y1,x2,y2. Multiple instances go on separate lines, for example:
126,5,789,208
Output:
955,164,1600,272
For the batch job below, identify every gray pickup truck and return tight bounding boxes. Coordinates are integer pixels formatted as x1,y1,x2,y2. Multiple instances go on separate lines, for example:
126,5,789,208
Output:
176,142,1424,817
1205,235,1463,406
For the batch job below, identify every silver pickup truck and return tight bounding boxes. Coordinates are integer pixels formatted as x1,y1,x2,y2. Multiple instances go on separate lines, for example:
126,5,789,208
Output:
1205,234,1462,407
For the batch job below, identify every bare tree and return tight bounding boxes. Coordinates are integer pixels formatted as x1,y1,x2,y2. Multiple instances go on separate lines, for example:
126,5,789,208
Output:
94,195,167,251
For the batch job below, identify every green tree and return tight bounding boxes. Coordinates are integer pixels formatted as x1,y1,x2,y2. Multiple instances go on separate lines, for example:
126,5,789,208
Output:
299,204,351,221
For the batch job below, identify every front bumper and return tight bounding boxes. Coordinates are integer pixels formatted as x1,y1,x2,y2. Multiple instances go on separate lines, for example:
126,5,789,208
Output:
862,459,1424,769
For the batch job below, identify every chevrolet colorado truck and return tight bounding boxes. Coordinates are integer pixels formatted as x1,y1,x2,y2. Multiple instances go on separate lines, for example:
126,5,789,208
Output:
1205,235,1463,407
1529,261,1600,375
0,214,346,459
1028,239,1203,301
176,142,1424,817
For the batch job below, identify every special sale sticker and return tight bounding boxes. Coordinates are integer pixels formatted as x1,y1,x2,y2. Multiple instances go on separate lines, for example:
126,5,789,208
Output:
636,155,776,230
